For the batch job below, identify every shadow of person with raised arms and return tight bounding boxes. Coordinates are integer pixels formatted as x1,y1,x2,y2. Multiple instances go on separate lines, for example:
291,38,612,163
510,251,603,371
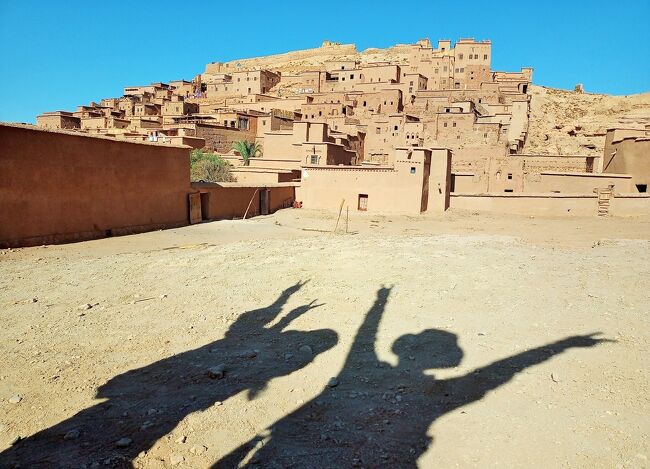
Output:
217,286,611,468
1,281,337,468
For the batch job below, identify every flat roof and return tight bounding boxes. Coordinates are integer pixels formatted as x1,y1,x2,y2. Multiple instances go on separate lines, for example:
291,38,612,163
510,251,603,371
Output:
0,122,191,149
191,181,299,188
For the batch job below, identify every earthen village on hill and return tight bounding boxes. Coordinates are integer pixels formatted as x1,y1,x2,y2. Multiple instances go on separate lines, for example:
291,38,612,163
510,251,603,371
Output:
2,38,649,247
1,35,650,469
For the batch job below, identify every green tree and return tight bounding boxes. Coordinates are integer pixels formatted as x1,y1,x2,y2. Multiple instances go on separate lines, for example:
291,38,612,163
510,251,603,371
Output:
189,149,235,182
232,140,262,166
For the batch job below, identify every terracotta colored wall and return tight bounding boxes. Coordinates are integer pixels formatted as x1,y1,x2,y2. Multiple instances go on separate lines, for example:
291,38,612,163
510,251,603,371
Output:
605,138,650,189
0,124,191,248
426,149,452,211
449,193,598,216
190,184,295,220
609,195,650,216
525,173,634,193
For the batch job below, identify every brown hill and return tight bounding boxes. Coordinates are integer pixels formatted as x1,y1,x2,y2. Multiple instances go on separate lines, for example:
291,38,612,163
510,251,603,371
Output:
525,85,650,156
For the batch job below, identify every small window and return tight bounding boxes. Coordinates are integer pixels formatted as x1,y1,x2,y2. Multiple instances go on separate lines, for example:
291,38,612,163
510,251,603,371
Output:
452,122,456,127
444,122,448,127
410,167,416,174
394,125,398,131
636,184,647,193
350,74,354,79
358,194,368,211
504,189,514,193
484,54,488,60
459,53,463,60
310,155,318,164
507,173,513,180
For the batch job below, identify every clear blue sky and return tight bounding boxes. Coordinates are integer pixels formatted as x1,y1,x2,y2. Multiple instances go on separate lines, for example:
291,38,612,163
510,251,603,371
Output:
1,0,648,123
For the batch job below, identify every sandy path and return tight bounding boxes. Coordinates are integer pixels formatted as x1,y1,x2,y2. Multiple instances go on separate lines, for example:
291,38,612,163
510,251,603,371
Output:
1,210,648,468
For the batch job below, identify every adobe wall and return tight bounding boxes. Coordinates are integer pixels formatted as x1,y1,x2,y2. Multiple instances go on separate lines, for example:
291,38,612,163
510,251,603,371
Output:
190,183,295,220
194,124,256,153
0,124,191,248
609,194,650,216
296,164,427,214
604,137,650,189
426,148,452,211
526,172,634,193
449,193,598,216
230,168,297,184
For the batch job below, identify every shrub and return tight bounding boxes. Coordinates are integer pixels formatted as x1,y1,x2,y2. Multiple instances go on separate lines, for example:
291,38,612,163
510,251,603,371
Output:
190,149,235,182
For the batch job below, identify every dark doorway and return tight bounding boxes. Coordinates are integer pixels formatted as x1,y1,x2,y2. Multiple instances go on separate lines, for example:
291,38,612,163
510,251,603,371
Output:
260,189,270,215
636,184,647,193
200,193,210,220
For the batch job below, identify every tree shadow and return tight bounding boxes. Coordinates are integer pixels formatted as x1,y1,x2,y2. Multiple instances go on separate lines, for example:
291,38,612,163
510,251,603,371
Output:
216,286,613,468
1,281,337,468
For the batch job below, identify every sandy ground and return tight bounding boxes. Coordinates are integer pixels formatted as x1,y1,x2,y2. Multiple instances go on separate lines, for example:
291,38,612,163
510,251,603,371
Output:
1,209,649,468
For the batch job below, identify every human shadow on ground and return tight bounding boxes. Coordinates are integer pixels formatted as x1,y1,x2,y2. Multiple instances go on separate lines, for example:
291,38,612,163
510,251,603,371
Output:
1,281,337,468
216,286,612,468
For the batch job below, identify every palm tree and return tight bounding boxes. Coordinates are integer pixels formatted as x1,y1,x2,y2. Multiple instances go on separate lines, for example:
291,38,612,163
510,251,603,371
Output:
232,140,262,166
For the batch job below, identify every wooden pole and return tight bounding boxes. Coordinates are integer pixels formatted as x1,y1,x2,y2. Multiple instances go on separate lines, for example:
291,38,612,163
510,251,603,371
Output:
243,188,259,220
334,199,345,233
346,206,349,233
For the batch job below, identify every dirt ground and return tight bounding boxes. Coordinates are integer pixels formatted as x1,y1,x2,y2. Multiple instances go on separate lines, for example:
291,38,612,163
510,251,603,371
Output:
1,208,649,468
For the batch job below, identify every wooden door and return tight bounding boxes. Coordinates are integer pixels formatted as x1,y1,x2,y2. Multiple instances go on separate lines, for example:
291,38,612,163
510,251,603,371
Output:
189,193,202,224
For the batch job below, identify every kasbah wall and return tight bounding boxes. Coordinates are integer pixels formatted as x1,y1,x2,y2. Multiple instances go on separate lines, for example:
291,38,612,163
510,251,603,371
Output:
0,124,296,248
0,124,191,247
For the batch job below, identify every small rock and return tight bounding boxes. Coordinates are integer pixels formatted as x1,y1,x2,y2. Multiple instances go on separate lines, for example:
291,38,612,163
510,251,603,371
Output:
147,408,157,416
327,377,339,388
299,345,313,354
30,298,38,303
159,294,168,299
63,429,80,440
175,435,187,444
207,364,226,379
8,395,22,404
190,445,208,455
284,353,294,360
10,435,21,446
115,437,132,448
78,304,92,311
170,453,184,465
215,401,223,406
551,372,560,383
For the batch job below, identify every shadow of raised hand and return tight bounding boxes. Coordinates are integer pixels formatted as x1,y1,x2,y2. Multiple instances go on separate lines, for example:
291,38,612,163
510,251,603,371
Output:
215,289,613,469
0,281,337,469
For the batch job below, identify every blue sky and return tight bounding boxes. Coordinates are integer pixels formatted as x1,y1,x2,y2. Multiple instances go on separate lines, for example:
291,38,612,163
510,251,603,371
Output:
1,0,648,123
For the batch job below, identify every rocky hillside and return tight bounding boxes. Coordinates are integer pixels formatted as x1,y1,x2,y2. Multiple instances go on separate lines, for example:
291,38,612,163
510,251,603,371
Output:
525,85,650,156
